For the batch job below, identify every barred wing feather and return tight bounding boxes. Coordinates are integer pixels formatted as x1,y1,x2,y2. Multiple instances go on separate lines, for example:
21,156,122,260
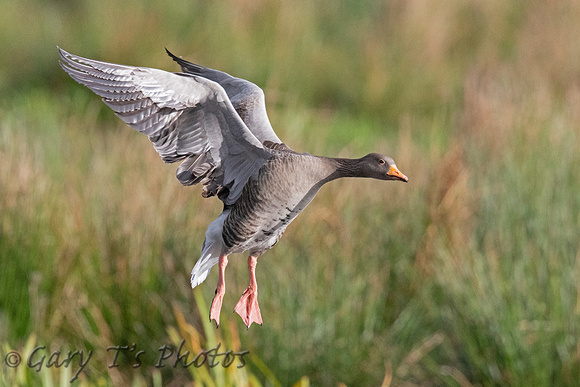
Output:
58,47,271,205
165,49,284,146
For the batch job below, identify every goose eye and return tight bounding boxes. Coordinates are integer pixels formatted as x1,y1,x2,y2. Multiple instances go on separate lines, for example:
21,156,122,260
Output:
378,159,385,165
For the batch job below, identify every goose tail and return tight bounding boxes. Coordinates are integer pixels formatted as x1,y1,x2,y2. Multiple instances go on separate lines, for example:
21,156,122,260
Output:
190,211,228,288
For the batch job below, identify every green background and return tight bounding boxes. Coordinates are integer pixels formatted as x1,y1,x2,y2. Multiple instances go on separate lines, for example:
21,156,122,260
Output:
1,1,579,385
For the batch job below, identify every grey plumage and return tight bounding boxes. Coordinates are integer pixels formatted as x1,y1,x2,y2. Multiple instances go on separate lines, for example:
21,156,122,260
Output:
59,47,270,205
165,49,282,145
59,47,408,326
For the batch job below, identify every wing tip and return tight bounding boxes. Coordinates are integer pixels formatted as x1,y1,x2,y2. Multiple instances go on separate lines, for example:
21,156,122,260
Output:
57,46,91,76
165,47,176,59
165,47,185,66
164,48,205,74
57,46,70,64
57,46,81,78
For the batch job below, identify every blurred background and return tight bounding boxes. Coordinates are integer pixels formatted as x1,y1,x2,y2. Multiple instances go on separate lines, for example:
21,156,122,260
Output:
1,0,580,385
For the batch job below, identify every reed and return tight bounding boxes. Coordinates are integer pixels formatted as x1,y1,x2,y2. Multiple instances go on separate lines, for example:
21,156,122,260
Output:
1,0,579,385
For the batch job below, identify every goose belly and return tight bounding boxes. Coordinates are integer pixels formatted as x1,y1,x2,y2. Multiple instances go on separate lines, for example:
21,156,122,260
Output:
222,156,328,255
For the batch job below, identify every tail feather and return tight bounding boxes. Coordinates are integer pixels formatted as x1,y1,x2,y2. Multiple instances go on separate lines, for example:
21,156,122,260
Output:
190,211,228,288
190,243,220,287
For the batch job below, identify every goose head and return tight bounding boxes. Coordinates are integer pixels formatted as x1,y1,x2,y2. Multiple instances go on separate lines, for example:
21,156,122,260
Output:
359,153,408,182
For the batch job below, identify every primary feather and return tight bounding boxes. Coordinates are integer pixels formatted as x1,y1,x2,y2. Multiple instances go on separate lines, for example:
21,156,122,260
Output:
59,47,271,205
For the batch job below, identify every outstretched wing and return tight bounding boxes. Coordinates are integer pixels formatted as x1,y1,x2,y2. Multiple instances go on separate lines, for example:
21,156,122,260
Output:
165,49,286,147
59,47,272,205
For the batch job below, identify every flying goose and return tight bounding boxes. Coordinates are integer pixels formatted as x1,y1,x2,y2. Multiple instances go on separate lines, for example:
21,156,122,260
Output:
58,47,408,328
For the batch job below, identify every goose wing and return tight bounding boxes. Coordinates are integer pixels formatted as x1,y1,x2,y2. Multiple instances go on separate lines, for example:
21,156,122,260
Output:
165,49,287,147
59,47,271,205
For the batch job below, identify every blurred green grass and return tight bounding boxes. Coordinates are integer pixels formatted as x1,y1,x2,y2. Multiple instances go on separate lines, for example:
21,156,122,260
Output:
1,0,580,385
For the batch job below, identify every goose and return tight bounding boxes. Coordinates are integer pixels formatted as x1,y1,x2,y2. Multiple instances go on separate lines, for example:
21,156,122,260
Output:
58,47,408,328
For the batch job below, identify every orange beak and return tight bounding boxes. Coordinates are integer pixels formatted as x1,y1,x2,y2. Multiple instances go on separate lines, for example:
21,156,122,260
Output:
387,164,408,182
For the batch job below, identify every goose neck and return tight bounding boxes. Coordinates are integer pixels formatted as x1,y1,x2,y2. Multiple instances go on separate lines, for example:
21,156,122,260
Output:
327,157,365,179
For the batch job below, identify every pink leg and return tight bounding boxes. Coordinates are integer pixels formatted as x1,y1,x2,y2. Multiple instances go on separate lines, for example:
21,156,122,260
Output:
234,255,263,328
209,255,228,328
